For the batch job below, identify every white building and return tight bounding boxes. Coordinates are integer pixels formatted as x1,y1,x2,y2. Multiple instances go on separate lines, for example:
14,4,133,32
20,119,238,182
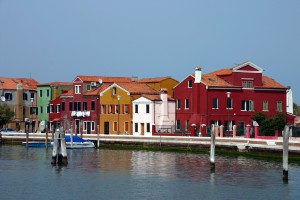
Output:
132,91,176,136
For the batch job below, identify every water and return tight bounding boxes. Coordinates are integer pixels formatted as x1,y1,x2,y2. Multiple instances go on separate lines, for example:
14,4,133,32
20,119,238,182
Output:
0,145,299,200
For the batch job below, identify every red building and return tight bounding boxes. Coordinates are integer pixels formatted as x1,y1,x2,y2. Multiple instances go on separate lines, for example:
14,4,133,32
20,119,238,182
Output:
173,61,294,137
49,76,132,134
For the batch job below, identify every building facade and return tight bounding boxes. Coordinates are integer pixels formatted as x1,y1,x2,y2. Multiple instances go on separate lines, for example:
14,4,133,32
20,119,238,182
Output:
173,61,294,136
0,77,39,132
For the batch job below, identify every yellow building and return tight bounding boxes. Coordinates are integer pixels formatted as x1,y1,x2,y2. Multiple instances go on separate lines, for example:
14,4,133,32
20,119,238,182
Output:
99,82,160,135
138,77,179,96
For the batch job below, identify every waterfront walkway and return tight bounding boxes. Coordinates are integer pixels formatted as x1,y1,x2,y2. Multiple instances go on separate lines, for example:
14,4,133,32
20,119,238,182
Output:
1,132,300,154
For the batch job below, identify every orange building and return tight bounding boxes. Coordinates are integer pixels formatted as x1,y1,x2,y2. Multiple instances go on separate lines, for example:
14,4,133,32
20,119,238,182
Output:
139,77,179,96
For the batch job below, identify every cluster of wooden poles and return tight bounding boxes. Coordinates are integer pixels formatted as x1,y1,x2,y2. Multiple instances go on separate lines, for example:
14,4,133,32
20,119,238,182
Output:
209,124,292,181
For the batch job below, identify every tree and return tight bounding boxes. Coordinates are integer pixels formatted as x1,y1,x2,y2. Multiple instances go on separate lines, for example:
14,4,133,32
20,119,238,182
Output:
0,104,15,128
251,112,266,125
294,102,300,116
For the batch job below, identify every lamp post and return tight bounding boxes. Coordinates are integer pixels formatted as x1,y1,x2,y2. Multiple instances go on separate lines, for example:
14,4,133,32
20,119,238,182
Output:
117,95,120,134
226,92,231,136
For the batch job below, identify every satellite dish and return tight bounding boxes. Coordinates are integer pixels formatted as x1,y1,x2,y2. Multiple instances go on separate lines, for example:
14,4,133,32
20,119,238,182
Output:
0,96,5,102
99,79,103,84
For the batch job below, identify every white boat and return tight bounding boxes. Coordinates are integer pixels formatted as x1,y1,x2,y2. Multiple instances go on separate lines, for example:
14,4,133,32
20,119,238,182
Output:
51,135,95,149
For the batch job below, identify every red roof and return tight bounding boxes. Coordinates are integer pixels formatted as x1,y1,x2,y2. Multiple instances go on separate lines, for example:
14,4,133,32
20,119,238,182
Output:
142,94,174,101
75,76,132,83
117,82,160,95
38,81,73,87
0,77,39,90
139,77,172,83
84,83,112,96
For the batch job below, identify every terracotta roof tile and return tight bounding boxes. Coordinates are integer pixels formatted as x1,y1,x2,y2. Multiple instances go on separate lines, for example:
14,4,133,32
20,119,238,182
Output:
0,77,39,90
260,76,287,89
60,90,73,97
117,82,160,95
142,94,174,101
201,74,233,87
76,76,132,83
38,82,73,87
84,83,112,96
139,77,171,83
208,68,232,76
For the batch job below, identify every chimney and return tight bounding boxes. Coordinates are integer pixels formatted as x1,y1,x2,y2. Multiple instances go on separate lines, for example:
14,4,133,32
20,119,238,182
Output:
195,67,202,83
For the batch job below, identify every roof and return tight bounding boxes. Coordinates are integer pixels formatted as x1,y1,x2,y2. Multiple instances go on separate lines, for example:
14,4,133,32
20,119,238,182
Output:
260,76,287,89
37,81,73,87
142,94,175,101
208,68,232,76
0,77,39,90
139,77,173,83
60,89,73,97
192,73,234,87
84,83,112,96
116,82,160,95
75,76,133,83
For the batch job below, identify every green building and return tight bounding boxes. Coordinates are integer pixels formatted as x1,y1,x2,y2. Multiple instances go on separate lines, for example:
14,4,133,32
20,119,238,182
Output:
37,82,72,132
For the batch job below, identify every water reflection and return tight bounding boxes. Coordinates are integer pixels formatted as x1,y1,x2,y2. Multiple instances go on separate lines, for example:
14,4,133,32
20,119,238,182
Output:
1,145,300,200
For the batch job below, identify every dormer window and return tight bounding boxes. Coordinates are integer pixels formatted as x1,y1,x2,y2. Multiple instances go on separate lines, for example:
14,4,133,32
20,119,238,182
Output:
242,81,253,88
75,85,81,94
112,87,117,95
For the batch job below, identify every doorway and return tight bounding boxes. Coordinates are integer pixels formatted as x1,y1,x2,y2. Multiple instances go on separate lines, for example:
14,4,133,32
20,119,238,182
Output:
87,122,91,134
141,123,144,135
104,122,109,135
75,120,80,135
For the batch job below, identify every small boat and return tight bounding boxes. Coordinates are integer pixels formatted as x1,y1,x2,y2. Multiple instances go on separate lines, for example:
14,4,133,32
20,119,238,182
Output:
51,135,95,149
22,141,51,148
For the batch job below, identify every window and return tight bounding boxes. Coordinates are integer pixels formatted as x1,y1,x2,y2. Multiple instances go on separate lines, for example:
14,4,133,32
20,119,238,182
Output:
91,101,95,111
5,93,12,101
86,84,91,91
30,93,34,99
227,98,232,109
39,90,43,97
225,120,234,131
112,87,117,95
75,85,81,94
124,104,129,114
56,104,60,113
135,123,138,132
101,104,106,114
277,101,282,112
74,102,81,111
212,98,218,109
146,123,150,132
263,100,268,111
109,105,113,114
47,89,50,97
40,106,43,114
185,120,189,131
47,106,50,113
113,122,118,132
91,122,95,131
185,99,189,109
188,80,192,88
125,122,129,132
176,99,181,109
50,104,54,113
62,102,65,111
135,104,138,113
69,102,73,111
242,81,253,88
146,104,150,113
116,104,120,114
23,93,28,101
241,100,254,111
176,120,180,130
83,102,87,111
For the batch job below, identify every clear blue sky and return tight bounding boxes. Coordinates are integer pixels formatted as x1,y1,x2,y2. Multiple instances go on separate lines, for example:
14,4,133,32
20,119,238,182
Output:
1,0,299,103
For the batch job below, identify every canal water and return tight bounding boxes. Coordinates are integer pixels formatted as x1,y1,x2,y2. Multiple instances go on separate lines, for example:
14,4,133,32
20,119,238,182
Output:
0,145,299,200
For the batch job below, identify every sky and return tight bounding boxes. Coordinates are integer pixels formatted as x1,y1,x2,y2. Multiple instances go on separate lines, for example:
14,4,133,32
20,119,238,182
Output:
0,0,299,103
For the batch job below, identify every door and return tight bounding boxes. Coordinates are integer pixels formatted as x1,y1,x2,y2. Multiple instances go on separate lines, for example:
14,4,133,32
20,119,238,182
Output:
141,123,144,136
237,121,245,136
75,120,80,135
104,122,109,135
87,122,91,134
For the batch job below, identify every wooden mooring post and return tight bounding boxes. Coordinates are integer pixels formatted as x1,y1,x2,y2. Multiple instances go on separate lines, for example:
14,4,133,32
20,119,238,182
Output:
283,125,291,181
210,124,216,171
51,127,68,166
